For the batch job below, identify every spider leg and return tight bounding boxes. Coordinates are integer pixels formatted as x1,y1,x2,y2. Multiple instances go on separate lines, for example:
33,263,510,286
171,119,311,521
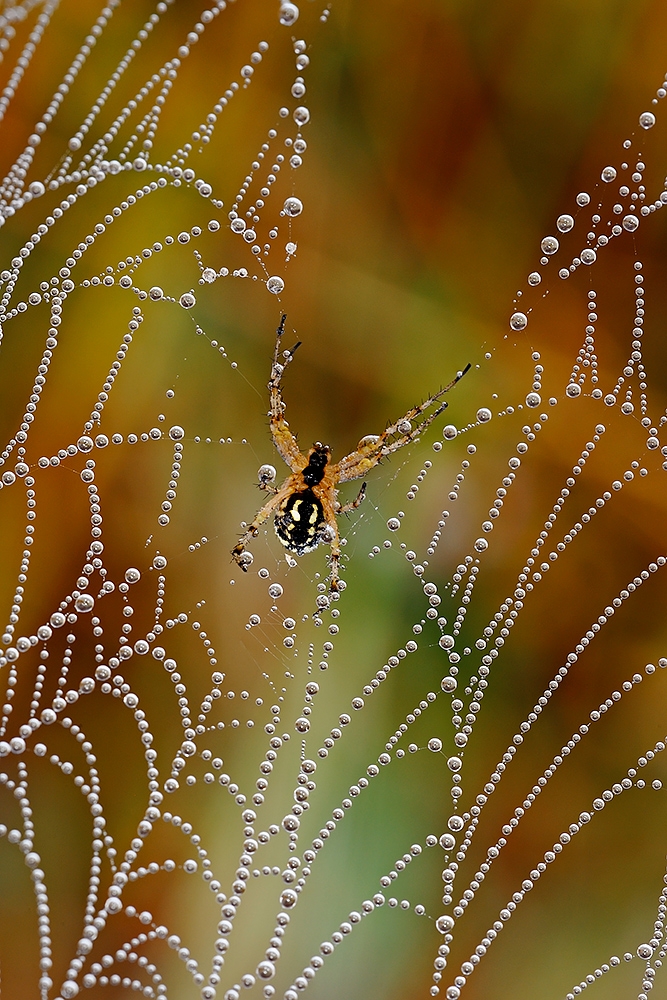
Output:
327,519,343,591
269,314,306,472
310,490,344,591
231,483,292,570
335,365,471,483
337,482,367,515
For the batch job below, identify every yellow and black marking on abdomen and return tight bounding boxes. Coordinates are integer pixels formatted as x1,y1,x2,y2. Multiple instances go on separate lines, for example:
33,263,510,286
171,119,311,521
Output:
274,489,325,555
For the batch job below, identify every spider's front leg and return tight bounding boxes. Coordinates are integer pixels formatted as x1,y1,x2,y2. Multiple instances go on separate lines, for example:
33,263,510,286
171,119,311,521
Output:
269,314,306,472
231,486,291,571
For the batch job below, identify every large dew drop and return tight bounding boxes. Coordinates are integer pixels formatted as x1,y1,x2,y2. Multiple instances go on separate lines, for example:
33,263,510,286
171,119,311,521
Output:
283,197,303,217
556,214,574,233
279,2,299,25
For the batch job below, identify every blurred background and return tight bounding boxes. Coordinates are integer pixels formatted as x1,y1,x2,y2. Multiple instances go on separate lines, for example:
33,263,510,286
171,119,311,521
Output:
0,1,667,998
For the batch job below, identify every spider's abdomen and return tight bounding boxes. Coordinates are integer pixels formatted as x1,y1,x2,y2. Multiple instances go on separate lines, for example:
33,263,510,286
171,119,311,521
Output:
274,489,325,555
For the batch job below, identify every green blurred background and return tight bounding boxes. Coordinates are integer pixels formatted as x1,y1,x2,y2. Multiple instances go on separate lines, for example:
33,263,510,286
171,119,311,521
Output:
1,1,667,998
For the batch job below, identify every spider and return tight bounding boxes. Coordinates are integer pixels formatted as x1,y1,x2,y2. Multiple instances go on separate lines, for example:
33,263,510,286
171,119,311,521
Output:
232,315,470,591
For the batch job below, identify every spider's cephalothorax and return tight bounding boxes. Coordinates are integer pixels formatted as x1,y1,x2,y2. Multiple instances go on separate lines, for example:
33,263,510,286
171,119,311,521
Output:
231,314,469,590
300,442,330,486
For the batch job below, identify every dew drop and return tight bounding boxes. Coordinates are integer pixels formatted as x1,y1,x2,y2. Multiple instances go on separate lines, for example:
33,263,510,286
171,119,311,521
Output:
509,312,528,332
267,276,285,295
283,197,303,217
279,2,299,25
256,961,276,980
639,111,656,130
258,464,277,484
556,214,574,233
75,594,95,613
601,166,617,183
293,106,310,126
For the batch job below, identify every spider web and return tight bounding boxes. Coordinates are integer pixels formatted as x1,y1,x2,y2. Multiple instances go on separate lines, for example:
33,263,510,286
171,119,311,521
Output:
0,2,666,1000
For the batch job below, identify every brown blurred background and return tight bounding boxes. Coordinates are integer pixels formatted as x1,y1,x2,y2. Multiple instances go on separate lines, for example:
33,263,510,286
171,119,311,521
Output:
0,1,667,998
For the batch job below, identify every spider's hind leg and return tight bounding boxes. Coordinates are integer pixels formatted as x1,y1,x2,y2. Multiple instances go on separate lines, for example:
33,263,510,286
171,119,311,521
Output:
338,482,367,515
326,484,367,590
